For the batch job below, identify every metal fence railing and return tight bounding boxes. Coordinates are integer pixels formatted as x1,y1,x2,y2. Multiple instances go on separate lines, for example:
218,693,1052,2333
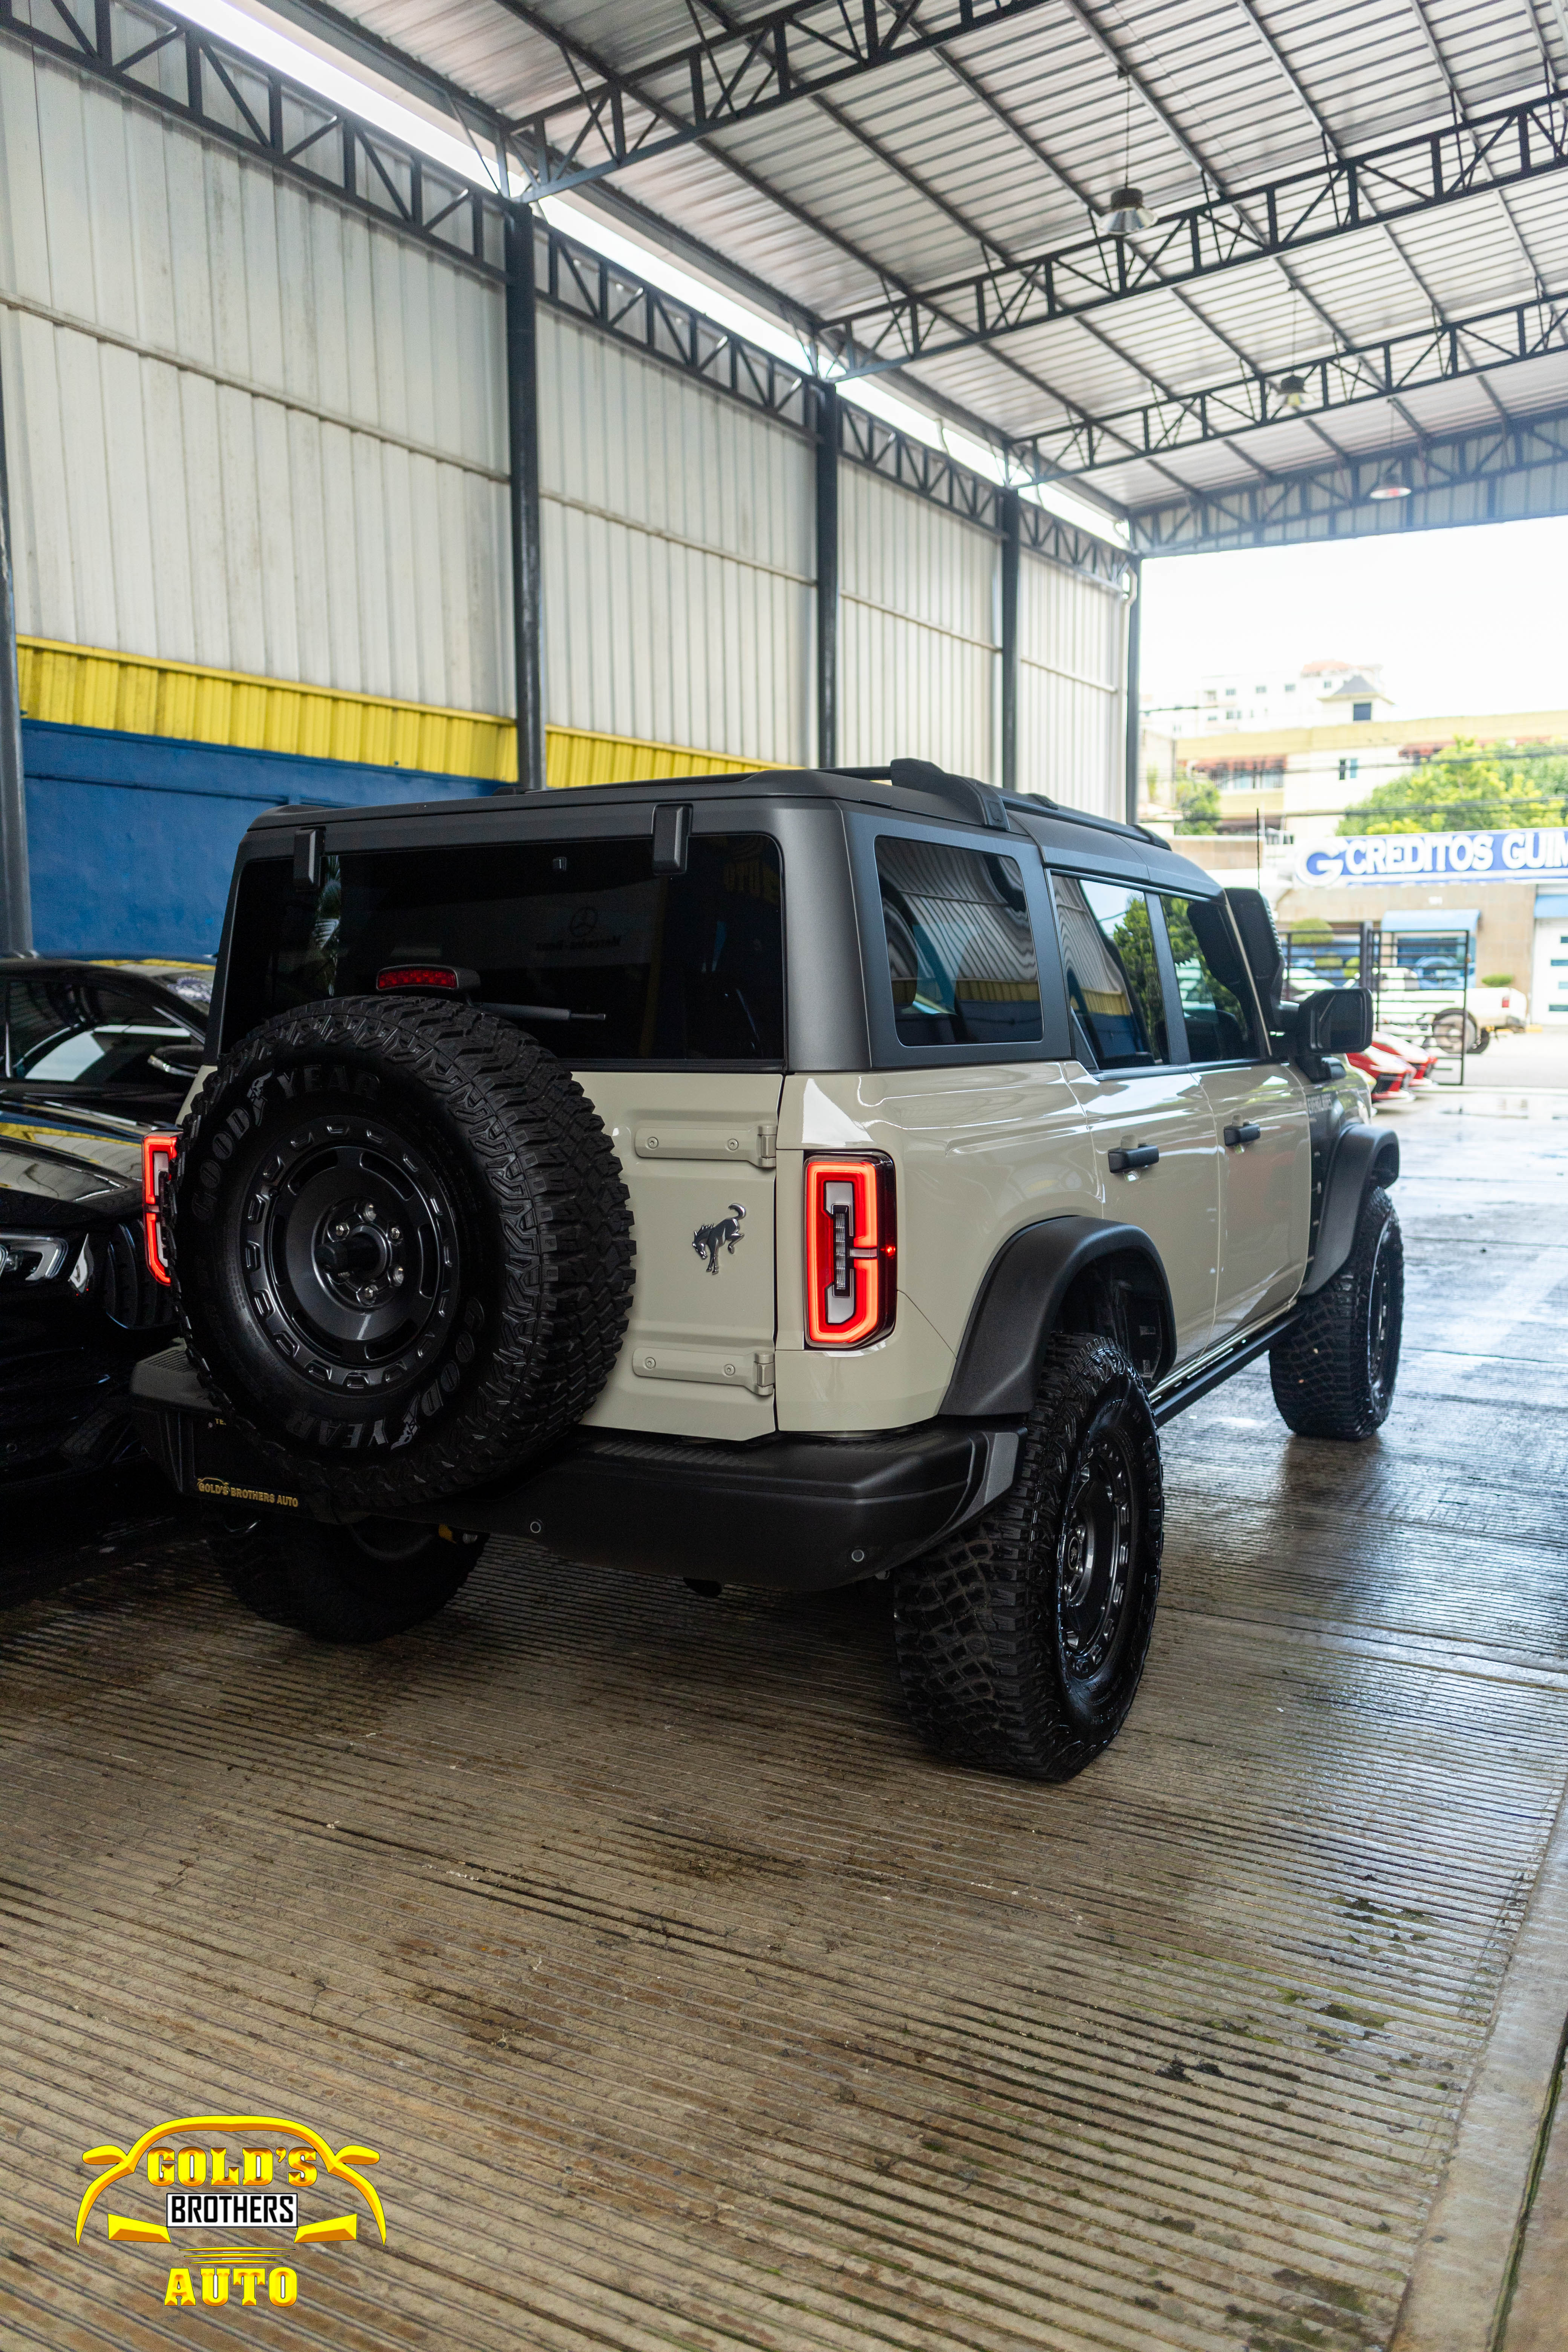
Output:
1281,922,1473,1086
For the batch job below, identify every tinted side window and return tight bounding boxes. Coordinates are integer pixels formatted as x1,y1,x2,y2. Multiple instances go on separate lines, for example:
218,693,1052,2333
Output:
1164,895,1258,1062
5,976,197,1086
1053,876,1168,1068
225,834,785,1065
876,837,1042,1049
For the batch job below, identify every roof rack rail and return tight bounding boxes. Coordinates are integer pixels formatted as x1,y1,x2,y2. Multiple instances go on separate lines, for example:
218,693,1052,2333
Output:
1001,792,1171,852
830,759,1011,833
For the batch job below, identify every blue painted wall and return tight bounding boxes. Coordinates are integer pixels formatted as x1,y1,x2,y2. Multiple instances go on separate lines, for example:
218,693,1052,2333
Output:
22,720,494,960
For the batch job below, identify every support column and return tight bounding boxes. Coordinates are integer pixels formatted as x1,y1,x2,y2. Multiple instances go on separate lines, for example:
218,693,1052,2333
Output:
0,331,32,951
815,383,839,770
999,490,1020,795
505,202,546,795
1123,552,1144,828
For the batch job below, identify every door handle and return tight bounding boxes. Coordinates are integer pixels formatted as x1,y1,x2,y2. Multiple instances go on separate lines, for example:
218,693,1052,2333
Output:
1107,1145,1159,1174
1224,1122,1262,1148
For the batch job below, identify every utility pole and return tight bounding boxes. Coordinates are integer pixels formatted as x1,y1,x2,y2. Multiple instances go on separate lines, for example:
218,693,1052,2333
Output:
0,334,32,950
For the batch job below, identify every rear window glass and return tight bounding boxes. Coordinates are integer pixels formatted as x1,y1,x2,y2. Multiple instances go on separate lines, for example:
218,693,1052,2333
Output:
224,834,785,1065
5,975,199,1087
1163,894,1257,1062
876,837,1042,1049
1053,875,1168,1068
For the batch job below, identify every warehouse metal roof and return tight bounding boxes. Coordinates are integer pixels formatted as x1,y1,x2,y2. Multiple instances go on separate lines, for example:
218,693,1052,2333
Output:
197,1,1568,545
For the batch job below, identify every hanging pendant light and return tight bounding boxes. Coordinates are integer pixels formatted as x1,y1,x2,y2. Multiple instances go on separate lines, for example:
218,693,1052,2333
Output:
1103,74,1153,239
1279,373,1306,411
1104,184,1156,236
1369,473,1412,500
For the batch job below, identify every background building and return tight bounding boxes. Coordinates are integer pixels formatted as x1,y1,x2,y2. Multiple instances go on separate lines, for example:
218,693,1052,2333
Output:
1146,657,1393,738
1155,703,1568,844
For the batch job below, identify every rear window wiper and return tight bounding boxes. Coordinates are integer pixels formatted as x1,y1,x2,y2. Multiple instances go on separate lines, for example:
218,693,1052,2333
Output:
475,1002,608,1024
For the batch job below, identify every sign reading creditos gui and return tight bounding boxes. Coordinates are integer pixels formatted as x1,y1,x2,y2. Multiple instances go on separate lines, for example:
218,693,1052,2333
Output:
1296,828,1568,885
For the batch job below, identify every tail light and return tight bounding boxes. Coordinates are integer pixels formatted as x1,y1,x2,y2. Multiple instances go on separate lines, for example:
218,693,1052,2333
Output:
805,1156,896,1347
142,1133,178,1287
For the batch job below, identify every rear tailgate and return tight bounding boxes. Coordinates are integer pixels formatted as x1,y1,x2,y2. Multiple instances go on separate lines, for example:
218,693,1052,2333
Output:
579,1072,781,1439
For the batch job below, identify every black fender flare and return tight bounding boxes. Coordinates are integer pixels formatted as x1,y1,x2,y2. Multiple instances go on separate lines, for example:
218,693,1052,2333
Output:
940,1217,1176,1417
1300,1121,1400,1297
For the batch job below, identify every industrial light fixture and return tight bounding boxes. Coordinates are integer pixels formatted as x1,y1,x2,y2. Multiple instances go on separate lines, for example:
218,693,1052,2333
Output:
1369,474,1412,500
1279,373,1306,411
1104,184,1156,236
1104,73,1155,238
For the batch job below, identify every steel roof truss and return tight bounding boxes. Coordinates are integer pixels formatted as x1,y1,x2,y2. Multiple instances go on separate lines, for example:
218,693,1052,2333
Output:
2,0,507,273
1129,404,1568,551
1015,293,1568,472
506,0,1063,196
820,92,1568,372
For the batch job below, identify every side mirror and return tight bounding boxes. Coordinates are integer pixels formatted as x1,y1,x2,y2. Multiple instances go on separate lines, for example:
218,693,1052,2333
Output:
1298,985,1372,1067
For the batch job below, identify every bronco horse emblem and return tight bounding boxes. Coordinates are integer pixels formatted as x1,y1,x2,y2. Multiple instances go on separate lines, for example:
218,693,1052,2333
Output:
693,1203,746,1274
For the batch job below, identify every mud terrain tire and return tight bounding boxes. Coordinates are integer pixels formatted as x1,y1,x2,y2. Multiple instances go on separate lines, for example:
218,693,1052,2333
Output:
1269,1183,1402,1441
894,1333,1163,1782
175,999,633,1512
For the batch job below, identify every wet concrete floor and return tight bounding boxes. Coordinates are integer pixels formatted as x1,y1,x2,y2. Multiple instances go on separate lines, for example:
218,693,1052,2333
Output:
3,1096,1566,2351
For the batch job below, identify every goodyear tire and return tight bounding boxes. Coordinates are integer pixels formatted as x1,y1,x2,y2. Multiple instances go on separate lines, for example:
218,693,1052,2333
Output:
174,999,634,1512
893,1334,1163,1782
1269,1184,1402,1441
205,1509,486,1643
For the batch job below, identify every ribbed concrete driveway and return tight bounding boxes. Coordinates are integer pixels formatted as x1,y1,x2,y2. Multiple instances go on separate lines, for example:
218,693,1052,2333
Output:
3,1099,1566,2351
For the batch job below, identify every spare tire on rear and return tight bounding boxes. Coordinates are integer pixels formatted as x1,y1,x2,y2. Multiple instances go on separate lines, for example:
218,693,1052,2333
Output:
173,997,634,1512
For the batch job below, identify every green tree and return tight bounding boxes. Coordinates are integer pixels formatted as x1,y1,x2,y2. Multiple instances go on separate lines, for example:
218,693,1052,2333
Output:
1174,773,1220,833
1338,741,1568,834
1108,895,1168,1055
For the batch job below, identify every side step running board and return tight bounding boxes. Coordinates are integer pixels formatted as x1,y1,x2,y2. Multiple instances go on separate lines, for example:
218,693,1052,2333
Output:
1148,1310,1297,1426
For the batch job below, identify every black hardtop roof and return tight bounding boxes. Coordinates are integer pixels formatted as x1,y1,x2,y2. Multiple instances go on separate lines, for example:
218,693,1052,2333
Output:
246,762,1219,895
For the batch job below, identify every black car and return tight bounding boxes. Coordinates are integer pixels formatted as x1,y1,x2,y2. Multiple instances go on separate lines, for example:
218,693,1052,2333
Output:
1,958,211,1124
0,980,191,1486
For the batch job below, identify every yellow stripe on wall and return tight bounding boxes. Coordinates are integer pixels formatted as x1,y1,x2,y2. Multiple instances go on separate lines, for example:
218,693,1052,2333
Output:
15,637,763,792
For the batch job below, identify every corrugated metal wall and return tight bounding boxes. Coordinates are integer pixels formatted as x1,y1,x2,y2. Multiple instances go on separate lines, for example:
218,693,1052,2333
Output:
0,35,1127,815
0,39,510,714
537,311,813,767
838,465,1000,779
1018,548,1126,819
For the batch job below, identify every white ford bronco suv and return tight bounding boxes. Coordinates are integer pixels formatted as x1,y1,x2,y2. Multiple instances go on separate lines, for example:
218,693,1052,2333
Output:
132,760,1401,1781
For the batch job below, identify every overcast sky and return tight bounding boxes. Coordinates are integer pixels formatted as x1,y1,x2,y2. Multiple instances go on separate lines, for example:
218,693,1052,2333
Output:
1139,513,1568,726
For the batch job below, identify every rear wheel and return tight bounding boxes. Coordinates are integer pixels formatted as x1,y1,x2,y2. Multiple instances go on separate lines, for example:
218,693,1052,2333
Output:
1431,1008,1478,1053
205,1511,485,1642
1269,1184,1402,1440
893,1334,1163,1782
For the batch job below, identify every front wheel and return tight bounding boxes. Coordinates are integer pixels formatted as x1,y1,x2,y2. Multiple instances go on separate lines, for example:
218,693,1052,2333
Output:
205,1511,486,1642
893,1334,1163,1782
1269,1185,1403,1441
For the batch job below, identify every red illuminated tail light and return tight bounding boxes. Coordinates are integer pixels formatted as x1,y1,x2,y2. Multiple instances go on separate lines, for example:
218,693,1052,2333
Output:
805,1156,896,1347
142,1133,178,1287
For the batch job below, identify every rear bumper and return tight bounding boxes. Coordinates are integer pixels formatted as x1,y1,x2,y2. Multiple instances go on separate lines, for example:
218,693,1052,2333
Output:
130,1346,1021,1592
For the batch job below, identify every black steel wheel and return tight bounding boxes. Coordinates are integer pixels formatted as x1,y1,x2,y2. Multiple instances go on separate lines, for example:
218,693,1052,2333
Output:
175,998,634,1512
1269,1184,1403,1440
239,1113,464,1397
894,1333,1163,1781
206,1509,486,1642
